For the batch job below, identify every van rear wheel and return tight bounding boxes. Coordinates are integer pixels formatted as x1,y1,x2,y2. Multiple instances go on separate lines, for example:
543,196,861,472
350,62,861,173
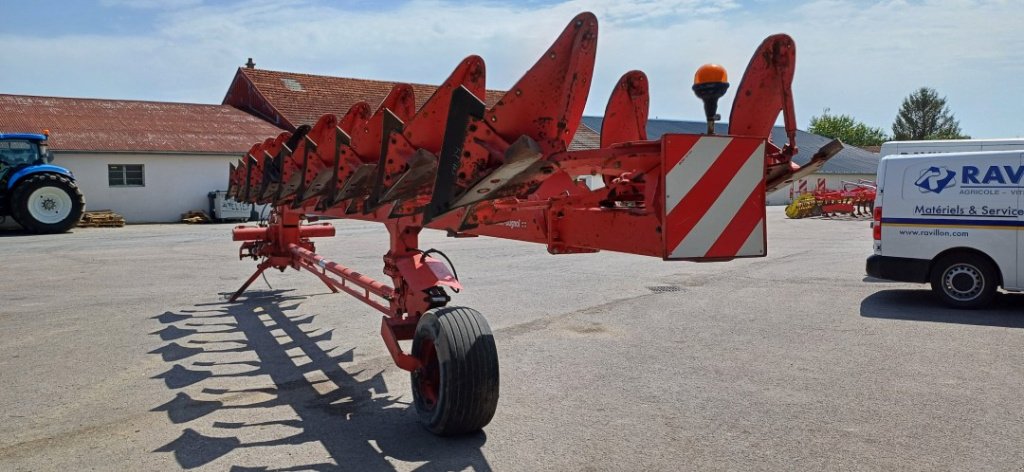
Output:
930,253,997,309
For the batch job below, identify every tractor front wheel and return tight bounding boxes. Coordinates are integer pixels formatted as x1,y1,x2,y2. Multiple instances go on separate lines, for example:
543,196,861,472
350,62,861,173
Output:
11,174,85,234
411,306,499,436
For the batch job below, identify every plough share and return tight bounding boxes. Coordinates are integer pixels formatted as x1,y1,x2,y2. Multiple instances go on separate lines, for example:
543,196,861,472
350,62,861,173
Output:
225,12,841,435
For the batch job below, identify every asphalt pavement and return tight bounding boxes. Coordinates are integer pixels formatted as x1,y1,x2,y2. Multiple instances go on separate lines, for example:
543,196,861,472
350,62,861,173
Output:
1,207,1022,471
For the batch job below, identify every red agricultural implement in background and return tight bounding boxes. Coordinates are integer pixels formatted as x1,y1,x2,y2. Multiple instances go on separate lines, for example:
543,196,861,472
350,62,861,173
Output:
225,12,840,435
785,180,876,218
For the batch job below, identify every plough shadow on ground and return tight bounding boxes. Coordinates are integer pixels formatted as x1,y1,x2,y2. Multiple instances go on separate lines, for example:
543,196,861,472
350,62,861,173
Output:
860,289,1024,328
149,289,491,471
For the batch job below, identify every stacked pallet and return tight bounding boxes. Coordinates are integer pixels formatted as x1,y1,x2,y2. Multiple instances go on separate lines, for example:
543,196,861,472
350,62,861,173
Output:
78,210,125,228
181,210,211,224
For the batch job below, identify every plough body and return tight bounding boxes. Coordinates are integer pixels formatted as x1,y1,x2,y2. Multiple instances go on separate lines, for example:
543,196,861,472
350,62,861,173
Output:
225,12,839,435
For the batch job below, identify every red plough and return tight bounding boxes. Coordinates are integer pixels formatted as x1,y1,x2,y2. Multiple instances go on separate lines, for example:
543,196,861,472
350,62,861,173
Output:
786,180,876,218
818,181,877,217
224,12,840,435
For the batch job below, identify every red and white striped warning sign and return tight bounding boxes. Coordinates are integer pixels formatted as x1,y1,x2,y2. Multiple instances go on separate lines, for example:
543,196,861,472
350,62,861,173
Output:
662,135,766,260
816,177,827,190
797,179,808,194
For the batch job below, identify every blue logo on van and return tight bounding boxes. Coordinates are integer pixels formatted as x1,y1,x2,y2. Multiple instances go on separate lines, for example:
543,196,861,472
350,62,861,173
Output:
915,166,957,193
962,165,1024,185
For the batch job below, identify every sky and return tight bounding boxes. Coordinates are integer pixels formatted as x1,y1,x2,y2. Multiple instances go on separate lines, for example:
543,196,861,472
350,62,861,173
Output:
1,0,1021,138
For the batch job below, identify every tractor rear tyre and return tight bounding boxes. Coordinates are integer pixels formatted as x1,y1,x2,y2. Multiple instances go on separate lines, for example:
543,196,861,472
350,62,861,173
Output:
411,306,499,436
11,174,85,234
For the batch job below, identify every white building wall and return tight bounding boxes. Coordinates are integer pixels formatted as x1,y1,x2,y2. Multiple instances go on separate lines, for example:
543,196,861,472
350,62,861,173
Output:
56,152,241,223
767,173,877,205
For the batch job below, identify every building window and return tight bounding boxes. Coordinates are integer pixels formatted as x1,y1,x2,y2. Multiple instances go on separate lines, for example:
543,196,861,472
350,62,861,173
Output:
108,164,145,187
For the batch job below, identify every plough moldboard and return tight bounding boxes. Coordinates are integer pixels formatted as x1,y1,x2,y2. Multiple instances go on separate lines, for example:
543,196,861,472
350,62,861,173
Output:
225,12,841,435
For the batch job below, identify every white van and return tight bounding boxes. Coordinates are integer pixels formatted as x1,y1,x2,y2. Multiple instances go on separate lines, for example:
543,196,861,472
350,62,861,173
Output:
866,150,1024,308
879,138,1024,157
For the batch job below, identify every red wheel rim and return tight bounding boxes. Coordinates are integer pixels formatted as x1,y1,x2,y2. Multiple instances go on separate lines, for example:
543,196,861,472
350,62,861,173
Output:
416,338,440,409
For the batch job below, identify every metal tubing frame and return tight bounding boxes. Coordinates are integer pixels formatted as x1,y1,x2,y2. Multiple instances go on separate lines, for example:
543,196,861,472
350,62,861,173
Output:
290,244,393,314
231,206,452,372
228,260,271,303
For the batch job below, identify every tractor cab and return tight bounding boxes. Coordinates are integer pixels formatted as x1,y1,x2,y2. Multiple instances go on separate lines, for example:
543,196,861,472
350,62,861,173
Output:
0,133,55,185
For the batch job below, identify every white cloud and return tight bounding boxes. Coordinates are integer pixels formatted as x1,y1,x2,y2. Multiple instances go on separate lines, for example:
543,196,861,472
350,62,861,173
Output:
99,0,203,9
1,0,1020,137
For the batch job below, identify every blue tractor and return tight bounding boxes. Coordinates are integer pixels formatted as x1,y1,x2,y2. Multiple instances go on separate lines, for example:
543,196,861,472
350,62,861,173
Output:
0,132,85,233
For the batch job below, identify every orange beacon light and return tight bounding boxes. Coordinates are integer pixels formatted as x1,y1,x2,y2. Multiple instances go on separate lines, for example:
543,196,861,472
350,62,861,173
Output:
692,64,729,135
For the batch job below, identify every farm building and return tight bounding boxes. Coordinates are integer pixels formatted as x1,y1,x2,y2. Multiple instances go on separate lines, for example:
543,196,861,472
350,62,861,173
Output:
0,62,876,223
0,66,602,224
221,63,602,150
224,64,874,202
0,94,282,222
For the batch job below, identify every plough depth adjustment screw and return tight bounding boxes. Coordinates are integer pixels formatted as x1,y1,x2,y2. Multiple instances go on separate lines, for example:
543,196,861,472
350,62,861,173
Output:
692,63,729,135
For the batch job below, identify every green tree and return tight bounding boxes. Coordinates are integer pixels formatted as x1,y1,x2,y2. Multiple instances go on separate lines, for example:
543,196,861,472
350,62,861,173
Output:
808,108,887,147
892,87,969,140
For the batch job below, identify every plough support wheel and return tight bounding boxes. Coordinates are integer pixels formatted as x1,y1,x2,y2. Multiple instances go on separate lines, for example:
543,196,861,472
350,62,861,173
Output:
411,306,499,435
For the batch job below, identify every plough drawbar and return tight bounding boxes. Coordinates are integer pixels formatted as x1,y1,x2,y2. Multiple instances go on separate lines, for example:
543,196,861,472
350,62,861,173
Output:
225,12,840,435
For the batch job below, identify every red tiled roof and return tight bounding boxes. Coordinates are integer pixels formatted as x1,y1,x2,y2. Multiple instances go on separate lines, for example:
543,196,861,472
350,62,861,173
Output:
223,67,601,150
226,67,506,129
0,94,284,153
569,124,600,151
